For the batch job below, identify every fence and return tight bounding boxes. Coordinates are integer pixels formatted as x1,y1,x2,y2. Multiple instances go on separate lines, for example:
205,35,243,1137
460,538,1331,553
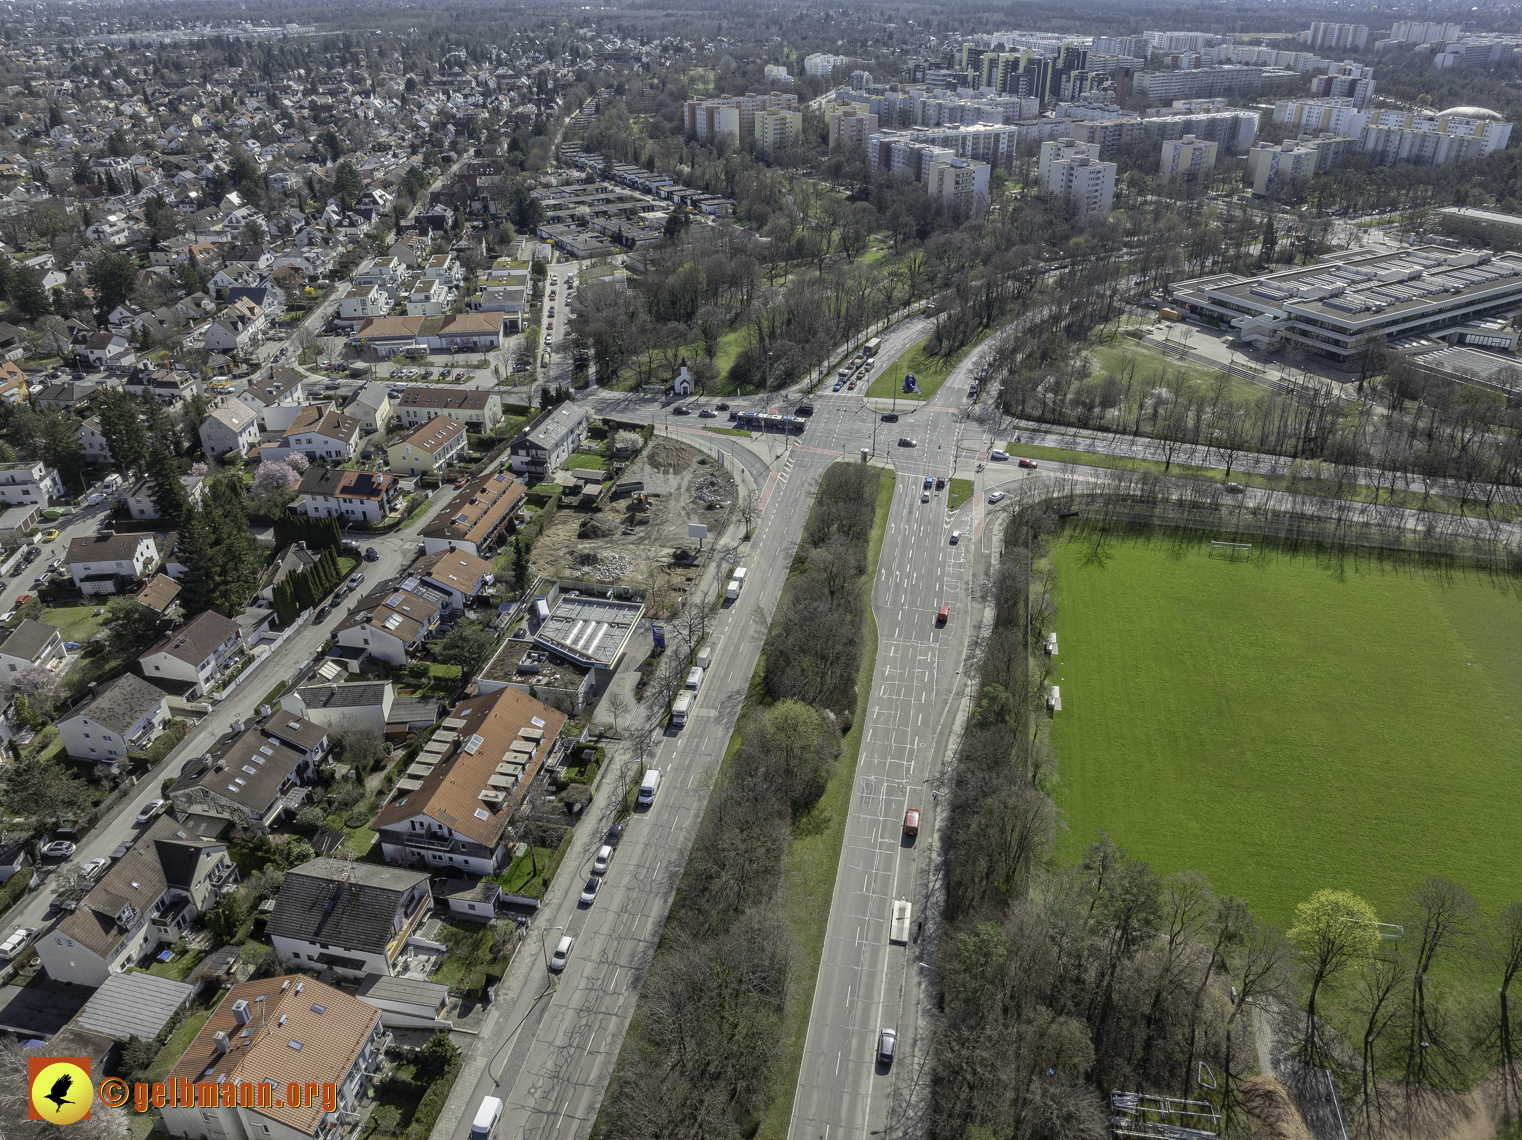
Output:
211,614,308,702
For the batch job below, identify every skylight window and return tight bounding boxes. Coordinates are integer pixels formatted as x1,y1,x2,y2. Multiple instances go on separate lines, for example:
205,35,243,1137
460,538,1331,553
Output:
242,765,257,775
288,1041,303,1051
474,808,490,820
464,734,484,754
311,1004,327,1014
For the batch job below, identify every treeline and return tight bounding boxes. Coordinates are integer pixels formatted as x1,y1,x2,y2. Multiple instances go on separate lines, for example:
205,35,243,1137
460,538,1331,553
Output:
269,546,342,624
602,463,884,1139
272,513,342,552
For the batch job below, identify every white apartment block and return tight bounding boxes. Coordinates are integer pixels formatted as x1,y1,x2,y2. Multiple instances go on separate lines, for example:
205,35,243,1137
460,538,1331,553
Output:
1160,135,1219,181
1387,21,1464,45
1039,139,1117,218
1273,97,1371,138
804,53,849,76
1249,139,1319,196
1305,23,1369,52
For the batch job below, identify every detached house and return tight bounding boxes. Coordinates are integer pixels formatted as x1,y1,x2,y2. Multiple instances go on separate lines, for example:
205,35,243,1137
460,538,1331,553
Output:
0,618,66,675
413,548,495,612
79,417,114,464
237,369,306,432
293,468,401,524
509,404,589,478
137,609,243,698
67,531,159,595
57,673,171,763
387,415,467,476
0,460,65,506
203,312,260,356
283,681,394,735
169,714,329,832
372,686,567,873
332,584,441,667
124,475,204,520
159,978,384,1140
273,405,363,464
267,859,433,978
36,815,239,986
197,398,261,459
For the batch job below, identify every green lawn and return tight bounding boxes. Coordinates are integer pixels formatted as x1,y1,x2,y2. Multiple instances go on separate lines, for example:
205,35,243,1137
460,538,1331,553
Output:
947,477,974,511
1088,329,1269,406
867,330,989,401
1048,529,1522,932
564,453,606,471
46,604,107,643
704,425,751,438
495,846,556,898
145,1011,211,1080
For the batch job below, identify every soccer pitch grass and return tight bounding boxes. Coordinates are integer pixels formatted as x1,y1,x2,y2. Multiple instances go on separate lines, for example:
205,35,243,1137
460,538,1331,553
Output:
1048,530,1522,930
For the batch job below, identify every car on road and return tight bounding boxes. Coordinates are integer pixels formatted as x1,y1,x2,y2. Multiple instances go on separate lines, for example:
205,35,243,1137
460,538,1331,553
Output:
847,381,856,390
936,605,949,624
314,605,331,622
551,276,558,285
988,491,1006,504
14,595,30,607
40,840,76,858
904,807,921,836
923,476,933,489
34,571,51,585
1018,458,1038,469
135,799,165,825
881,413,899,423
672,405,691,415
81,857,109,879
716,402,730,411
0,927,37,960
453,477,468,488
921,491,930,503
549,935,574,972
593,844,613,875
24,546,40,561
878,1028,897,1066
950,531,961,544
46,558,62,572
349,573,365,588
606,822,623,848
699,408,717,418
1225,482,1245,494
39,529,59,542
832,382,844,392
579,875,603,905
364,547,380,562
990,449,1008,461
898,438,916,447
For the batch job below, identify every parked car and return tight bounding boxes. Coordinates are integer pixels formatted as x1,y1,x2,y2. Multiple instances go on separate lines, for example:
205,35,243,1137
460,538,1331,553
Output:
593,845,613,875
949,531,961,544
0,927,36,960
314,605,331,622
134,799,165,825
990,449,1009,461
349,573,365,588
904,807,921,836
606,822,623,848
45,558,62,572
81,857,109,879
39,529,59,542
988,491,1006,504
549,936,574,972
1225,482,1245,494
579,875,602,906
40,840,76,858
878,1028,897,1066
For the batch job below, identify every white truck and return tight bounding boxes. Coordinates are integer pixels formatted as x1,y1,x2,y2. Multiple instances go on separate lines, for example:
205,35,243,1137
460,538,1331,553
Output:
726,567,748,601
671,690,694,727
685,666,704,691
695,646,712,670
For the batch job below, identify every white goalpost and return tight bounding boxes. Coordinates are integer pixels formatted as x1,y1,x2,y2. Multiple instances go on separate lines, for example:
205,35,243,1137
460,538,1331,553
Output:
1208,540,1252,561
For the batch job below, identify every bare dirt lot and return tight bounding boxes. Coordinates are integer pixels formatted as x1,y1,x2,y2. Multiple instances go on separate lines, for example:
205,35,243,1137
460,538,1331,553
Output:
529,438,735,608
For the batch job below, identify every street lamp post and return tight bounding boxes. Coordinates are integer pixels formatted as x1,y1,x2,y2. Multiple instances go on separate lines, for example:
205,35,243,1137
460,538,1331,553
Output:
539,923,564,972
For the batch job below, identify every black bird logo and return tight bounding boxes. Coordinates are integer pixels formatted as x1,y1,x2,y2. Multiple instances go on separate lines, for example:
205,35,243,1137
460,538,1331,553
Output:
43,1073,75,1114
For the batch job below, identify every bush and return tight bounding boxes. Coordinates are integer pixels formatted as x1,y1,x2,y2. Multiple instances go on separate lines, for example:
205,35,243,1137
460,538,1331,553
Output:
294,806,327,833
344,807,372,829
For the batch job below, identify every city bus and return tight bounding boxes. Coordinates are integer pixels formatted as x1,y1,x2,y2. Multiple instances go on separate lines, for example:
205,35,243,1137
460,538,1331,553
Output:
735,411,805,434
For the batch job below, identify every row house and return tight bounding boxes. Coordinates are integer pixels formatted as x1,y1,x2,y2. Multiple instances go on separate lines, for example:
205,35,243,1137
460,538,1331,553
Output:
293,468,402,524
169,713,329,833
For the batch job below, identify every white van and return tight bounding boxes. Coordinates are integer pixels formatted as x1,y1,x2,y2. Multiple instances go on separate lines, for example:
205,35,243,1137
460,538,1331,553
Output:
695,646,712,670
685,666,704,691
470,1098,503,1140
0,927,36,960
638,768,662,806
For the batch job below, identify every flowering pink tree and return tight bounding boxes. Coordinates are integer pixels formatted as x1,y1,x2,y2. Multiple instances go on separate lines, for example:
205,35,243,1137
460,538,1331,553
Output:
284,453,310,474
189,462,209,476
252,461,301,494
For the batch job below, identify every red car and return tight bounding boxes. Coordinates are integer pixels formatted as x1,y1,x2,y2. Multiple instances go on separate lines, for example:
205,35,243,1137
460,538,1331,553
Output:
1018,458,1038,469
454,370,466,381
936,605,949,624
14,594,30,606
847,381,857,390
453,477,468,488
904,807,921,837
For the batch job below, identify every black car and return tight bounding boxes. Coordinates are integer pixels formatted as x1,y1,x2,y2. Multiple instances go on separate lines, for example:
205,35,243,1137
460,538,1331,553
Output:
364,547,380,562
796,403,815,416
716,402,730,411
606,822,624,848
881,412,900,423
314,605,331,622
672,405,691,415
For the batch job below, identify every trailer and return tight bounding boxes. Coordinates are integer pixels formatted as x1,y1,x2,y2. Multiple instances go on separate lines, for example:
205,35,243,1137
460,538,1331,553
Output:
613,480,645,497
889,899,913,944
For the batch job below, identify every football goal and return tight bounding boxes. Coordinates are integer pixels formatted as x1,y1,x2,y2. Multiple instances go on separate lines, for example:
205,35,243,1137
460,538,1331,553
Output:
1209,540,1252,561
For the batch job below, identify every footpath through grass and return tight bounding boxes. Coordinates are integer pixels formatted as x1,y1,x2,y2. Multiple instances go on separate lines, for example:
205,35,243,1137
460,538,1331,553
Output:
756,466,895,1140
1003,441,1520,521
1048,528,1522,931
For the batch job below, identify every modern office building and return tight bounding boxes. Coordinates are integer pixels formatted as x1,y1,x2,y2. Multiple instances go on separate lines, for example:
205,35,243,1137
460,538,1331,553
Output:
1170,245,1522,363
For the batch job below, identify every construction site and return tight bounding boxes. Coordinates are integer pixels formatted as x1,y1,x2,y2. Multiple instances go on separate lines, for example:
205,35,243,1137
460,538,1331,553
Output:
527,437,738,613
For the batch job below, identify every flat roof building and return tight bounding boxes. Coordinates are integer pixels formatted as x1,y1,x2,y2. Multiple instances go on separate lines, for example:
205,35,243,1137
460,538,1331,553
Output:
535,593,646,670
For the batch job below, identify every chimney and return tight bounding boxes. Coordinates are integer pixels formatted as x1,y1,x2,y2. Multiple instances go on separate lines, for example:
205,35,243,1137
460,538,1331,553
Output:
213,1030,231,1054
232,999,251,1026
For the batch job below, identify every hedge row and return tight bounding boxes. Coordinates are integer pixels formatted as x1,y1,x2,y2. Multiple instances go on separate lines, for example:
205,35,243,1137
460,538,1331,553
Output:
403,1060,462,1140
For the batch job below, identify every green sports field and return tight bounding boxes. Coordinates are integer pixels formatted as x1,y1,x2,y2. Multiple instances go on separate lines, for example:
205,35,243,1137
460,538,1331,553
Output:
1048,531,1522,930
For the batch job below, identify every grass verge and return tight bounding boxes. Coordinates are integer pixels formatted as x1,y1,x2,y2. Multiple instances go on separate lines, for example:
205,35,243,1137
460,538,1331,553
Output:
867,329,989,401
756,465,896,1140
947,477,974,511
705,426,752,438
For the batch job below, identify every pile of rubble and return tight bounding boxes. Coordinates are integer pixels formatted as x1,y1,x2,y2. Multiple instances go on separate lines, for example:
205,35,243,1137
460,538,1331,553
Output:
694,474,727,504
591,552,634,581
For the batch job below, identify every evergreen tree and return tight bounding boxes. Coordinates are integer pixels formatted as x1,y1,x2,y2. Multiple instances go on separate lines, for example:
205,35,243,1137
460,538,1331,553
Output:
95,388,149,474
140,393,183,455
146,446,190,520
204,478,262,609
513,535,530,590
174,508,220,615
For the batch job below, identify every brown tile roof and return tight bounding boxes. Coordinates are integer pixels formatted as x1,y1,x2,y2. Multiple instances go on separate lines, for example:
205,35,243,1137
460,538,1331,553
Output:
167,976,380,1136
136,574,182,612
396,387,492,412
418,470,526,549
414,548,494,595
337,586,439,645
66,531,156,565
356,315,425,339
298,467,398,501
396,415,467,457
438,312,503,336
373,686,565,847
